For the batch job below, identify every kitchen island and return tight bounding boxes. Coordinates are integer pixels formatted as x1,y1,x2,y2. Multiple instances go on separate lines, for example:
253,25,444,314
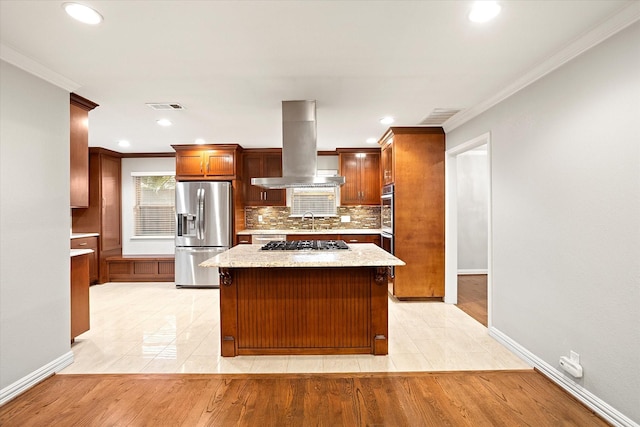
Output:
200,243,404,357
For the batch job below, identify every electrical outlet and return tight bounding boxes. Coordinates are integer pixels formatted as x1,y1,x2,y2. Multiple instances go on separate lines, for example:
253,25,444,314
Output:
258,215,263,223
340,215,351,223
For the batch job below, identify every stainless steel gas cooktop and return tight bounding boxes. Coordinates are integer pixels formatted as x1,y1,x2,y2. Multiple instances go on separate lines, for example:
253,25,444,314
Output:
260,240,349,251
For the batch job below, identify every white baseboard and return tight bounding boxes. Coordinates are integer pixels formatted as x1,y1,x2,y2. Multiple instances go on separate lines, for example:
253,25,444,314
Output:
457,269,488,275
489,327,638,427
0,351,74,406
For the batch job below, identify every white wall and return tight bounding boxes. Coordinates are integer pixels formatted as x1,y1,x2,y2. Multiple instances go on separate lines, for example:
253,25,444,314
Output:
456,148,488,272
446,22,640,423
0,61,72,392
121,157,176,255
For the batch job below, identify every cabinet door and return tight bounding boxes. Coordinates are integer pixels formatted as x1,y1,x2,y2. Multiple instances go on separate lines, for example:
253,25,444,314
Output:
70,254,90,340
176,150,205,177
381,142,393,185
360,153,380,205
262,154,285,205
204,150,235,176
101,155,121,253
243,154,264,205
340,154,361,205
70,104,89,208
243,152,285,206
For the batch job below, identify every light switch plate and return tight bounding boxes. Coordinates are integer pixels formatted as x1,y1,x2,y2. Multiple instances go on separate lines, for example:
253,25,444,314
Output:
340,215,350,223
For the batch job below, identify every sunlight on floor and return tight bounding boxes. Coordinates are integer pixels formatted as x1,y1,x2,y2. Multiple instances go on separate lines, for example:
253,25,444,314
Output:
60,282,530,374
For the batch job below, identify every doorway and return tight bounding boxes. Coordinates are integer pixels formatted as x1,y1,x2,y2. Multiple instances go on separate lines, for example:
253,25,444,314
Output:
444,133,491,326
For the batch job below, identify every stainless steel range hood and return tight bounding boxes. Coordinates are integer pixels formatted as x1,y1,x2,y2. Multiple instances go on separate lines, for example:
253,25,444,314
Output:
251,100,345,189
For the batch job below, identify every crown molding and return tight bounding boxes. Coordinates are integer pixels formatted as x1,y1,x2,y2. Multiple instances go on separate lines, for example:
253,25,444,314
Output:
0,43,80,92
444,2,640,133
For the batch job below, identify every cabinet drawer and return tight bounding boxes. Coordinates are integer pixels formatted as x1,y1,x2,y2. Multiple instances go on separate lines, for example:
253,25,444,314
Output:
71,237,97,249
341,234,381,246
237,235,252,244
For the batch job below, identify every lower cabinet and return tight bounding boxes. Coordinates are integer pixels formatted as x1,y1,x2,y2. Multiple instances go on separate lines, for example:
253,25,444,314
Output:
71,236,99,284
70,253,90,341
107,255,175,282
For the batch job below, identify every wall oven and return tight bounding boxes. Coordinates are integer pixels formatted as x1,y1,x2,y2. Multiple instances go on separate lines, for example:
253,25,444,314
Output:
381,184,394,278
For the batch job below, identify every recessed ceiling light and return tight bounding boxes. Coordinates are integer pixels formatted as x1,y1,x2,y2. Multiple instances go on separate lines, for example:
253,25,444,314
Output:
366,138,378,144
63,2,103,25
195,138,206,145
469,1,501,23
118,140,130,147
156,119,172,127
380,116,394,125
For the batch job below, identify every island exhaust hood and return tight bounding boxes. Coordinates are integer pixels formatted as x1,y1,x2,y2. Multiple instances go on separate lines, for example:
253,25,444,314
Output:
251,100,345,189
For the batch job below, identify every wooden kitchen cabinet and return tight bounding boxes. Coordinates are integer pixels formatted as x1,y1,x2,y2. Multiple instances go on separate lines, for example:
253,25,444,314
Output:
380,127,445,299
72,148,122,284
243,149,285,206
286,234,335,241
381,138,394,185
172,144,241,180
70,236,99,284
340,234,381,246
338,149,380,205
69,93,98,208
70,253,90,341
236,235,252,244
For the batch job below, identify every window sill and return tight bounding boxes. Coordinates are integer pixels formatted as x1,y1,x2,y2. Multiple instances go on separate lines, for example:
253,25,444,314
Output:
130,236,174,240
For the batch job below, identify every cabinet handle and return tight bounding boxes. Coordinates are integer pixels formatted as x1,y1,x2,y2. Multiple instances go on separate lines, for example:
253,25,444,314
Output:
206,163,210,173
78,242,87,246
349,240,358,243
200,162,203,173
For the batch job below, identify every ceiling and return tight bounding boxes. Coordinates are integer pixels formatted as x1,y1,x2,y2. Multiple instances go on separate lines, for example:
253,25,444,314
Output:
0,1,634,153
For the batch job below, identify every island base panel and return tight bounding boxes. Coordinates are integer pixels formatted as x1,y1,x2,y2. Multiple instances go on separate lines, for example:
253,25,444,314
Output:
219,267,388,357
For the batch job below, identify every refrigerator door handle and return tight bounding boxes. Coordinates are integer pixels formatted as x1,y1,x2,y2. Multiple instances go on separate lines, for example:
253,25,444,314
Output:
198,187,205,241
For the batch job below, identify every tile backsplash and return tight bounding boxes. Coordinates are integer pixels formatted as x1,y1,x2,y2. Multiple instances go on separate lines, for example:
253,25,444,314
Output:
245,206,381,230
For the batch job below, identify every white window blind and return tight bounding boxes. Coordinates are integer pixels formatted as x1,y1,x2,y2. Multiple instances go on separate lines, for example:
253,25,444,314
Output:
133,175,176,237
290,188,337,217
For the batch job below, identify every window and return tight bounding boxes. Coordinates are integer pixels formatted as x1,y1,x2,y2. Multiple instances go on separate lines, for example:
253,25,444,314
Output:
290,187,337,217
133,174,176,237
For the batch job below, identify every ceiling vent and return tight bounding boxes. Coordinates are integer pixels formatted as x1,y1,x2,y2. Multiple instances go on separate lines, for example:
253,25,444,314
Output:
145,103,184,110
419,108,461,125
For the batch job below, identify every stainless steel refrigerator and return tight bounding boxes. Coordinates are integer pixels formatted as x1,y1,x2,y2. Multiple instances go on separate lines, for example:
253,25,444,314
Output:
175,181,232,288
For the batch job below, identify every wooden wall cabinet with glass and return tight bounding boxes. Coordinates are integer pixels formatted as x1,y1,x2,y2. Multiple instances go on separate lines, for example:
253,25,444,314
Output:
70,93,98,208
243,149,285,206
337,149,380,206
72,148,122,284
380,137,394,185
70,236,99,284
172,144,241,180
379,127,445,299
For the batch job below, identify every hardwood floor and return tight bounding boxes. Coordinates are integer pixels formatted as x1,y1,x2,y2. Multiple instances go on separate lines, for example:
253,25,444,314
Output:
457,274,488,327
0,371,608,426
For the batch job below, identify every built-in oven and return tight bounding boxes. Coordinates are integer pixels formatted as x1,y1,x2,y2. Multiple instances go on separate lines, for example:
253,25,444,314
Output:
381,184,394,278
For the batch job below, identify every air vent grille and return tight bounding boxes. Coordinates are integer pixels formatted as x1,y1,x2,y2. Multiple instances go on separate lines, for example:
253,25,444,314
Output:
145,103,184,110
420,108,461,125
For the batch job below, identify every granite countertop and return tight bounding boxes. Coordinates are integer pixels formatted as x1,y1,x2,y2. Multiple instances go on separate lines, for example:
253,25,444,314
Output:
71,233,100,239
237,228,382,236
70,249,94,257
200,243,405,268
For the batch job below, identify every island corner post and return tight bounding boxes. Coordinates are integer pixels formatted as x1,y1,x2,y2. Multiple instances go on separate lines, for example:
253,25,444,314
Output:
218,266,389,357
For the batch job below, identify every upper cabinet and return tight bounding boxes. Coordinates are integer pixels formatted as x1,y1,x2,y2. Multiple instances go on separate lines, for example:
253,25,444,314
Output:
380,136,394,186
338,149,380,206
70,93,98,208
172,144,241,180
243,149,285,206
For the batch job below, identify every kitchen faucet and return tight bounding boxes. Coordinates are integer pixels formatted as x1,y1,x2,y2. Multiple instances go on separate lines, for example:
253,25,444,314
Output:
302,211,315,231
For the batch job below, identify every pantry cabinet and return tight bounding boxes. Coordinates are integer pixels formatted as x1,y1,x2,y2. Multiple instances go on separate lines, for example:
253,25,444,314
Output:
380,127,445,299
243,150,285,206
172,144,241,180
72,148,122,284
338,149,380,206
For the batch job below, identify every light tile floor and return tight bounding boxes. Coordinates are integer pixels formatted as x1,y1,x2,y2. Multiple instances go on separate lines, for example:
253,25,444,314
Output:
60,282,530,374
